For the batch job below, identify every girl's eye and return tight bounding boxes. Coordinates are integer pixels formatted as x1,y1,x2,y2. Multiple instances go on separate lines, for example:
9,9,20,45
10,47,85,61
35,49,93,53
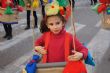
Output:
56,22,60,25
48,23,53,26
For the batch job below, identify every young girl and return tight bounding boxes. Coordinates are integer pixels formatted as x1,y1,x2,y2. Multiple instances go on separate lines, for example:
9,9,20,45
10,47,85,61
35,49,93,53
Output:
24,0,38,30
0,0,14,40
34,1,88,63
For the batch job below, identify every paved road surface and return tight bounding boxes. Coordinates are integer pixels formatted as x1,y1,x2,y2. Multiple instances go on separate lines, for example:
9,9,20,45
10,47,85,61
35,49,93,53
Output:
0,0,110,73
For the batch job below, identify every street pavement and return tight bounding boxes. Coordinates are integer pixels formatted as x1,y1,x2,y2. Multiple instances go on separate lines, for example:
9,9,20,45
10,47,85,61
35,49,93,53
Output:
0,0,110,73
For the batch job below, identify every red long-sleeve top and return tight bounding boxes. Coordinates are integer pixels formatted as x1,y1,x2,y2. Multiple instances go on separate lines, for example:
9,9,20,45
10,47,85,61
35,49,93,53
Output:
35,29,88,63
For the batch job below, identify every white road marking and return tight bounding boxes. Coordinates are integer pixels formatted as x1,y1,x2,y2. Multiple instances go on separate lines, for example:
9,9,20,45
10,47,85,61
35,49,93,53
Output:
86,29,110,73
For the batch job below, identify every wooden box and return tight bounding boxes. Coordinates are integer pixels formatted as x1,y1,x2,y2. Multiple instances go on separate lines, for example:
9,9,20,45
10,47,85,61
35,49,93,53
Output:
36,62,66,73
0,7,18,24
102,13,110,29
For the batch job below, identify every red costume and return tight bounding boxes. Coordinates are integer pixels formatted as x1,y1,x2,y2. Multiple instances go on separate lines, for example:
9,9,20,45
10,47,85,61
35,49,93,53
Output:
35,29,88,63
99,0,110,4
1,0,13,8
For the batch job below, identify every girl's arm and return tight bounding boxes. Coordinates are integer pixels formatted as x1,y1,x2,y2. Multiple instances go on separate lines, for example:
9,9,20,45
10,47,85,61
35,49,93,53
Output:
69,35,88,61
34,33,47,54
74,37,88,59
35,34,45,46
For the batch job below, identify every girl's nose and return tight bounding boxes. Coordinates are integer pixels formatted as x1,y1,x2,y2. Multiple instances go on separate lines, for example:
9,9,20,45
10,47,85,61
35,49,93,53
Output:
53,25,57,29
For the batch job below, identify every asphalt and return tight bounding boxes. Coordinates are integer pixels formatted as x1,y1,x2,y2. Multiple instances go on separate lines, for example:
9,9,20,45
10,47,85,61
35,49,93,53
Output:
0,0,110,73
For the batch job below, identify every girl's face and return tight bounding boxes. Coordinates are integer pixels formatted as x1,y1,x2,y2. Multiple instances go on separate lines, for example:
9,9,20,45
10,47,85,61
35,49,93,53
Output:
47,16,64,34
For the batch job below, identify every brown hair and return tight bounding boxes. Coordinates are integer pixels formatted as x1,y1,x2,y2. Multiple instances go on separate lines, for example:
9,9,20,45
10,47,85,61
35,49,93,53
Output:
40,14,66,33
0,0,1,6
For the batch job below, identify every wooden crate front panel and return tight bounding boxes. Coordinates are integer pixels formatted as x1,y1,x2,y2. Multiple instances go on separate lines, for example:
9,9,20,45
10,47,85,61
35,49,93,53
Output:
102,14,110,29
37,67,64,73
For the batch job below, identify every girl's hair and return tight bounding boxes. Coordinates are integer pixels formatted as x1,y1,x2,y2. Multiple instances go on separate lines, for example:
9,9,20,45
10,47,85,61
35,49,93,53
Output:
40,14,66,33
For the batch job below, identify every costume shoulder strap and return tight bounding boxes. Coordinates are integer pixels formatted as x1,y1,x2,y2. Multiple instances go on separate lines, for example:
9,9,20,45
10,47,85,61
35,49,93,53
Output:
44,32,50,49
65,32,70,61
42,32,50,63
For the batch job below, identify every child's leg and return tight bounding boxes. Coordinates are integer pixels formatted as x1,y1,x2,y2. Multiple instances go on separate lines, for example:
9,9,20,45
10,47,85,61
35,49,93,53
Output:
25,10,31,30
33,11,38,28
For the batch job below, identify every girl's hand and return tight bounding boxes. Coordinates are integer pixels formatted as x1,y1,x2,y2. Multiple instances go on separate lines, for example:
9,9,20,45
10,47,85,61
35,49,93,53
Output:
35,46,47,55
68,51,83,61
